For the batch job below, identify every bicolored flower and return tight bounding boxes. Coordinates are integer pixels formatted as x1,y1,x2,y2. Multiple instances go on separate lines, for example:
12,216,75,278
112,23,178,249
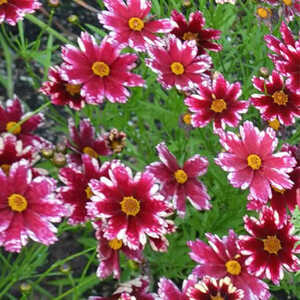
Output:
87,161,170,250
40,66,86,111
0,0,41,25
251,71,300,126
145,35,212,90
157,274,197,300
239,206,300,284
185,74,249,130
61,32,145,104
147,142,210,217
94,220,143,279
187,276,244,300
264,22,300,92
98,0,173,52
0,133,37,175
89,276,155,300
215,121,296,202
262,0,300,22
58,155,111,225
0,160,66,252
67,118,111,165
0,97,49,149
187,230,270,300
170,10,222,55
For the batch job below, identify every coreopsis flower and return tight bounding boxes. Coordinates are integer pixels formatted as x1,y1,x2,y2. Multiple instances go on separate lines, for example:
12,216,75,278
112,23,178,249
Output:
187,230,270,300
0,0,41,25
40,66,86,111
67,118,111,165
89,276,155,300
0,97,49,149
0,160,66,252
215,121,296,202
239,206,300,284
265,22,300,92
93,220,143,279
87,161,170,250
170,10,222,55
0,133,37,175
146,142,211,217
58,155,111,225
157,274,198,300
145,35,212,91
251,71,300,126
98,0,173,52
262,0,300,21
184,74,249,130
61,32,145,104
187,276,244,300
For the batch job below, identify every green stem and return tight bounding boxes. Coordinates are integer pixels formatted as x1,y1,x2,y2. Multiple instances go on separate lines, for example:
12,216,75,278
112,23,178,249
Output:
25,15,70,44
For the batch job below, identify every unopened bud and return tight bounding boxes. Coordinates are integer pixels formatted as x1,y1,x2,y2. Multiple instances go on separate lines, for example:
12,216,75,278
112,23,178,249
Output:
60,264,71,274
20,282,32,293
52,152,66,167
68,15,79,24
259,67,269,78
182,0,191,7
41,148,54,159
56,143,67,154
48,0,60,7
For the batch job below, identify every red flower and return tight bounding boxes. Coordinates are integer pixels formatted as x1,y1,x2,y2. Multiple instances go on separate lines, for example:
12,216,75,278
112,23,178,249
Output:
0,97,50,149
0,133,37,175
0,160,66,252
147,142,210,217
67,118,111,166
215,121,296,202
87,161,170,250
239,206,300,284
93,220,143,279
264,22,300,92
61,33,145,104
185,74,249,130
0,0,41,25
187,276,244,300
170,10,222,55
187,230,270,300
58,155,111,225
98,0,173,52
262,0,300,22
89,276,155,300
251,71,300,126
157,275,197,300
145,35,212,90
40,66,86,111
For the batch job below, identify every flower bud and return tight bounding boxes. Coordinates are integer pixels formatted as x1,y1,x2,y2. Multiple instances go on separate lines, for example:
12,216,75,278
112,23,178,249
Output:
52,152,66,167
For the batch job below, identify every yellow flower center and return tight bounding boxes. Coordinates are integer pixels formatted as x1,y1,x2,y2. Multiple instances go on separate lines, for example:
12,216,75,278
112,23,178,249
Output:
65,84,81,96
174,169,188,184
283,0,292,6
225,260,242,275
183,113,192,125
1,164,10,175
183,31,198,41
210,99,227,113
272,90,288,106
263,235,282,254
82,146,98,159
211,295,224,300
272,185,285,194
170,62,185,75
268,118,280,131
85,186,93,199
108,238,123,250
6,121,22,135
0,0,7,5
247,154,262,170
257,7,272,18
8,194,28,212
128,17,144,31
92,61,110,77
120,196,140,216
